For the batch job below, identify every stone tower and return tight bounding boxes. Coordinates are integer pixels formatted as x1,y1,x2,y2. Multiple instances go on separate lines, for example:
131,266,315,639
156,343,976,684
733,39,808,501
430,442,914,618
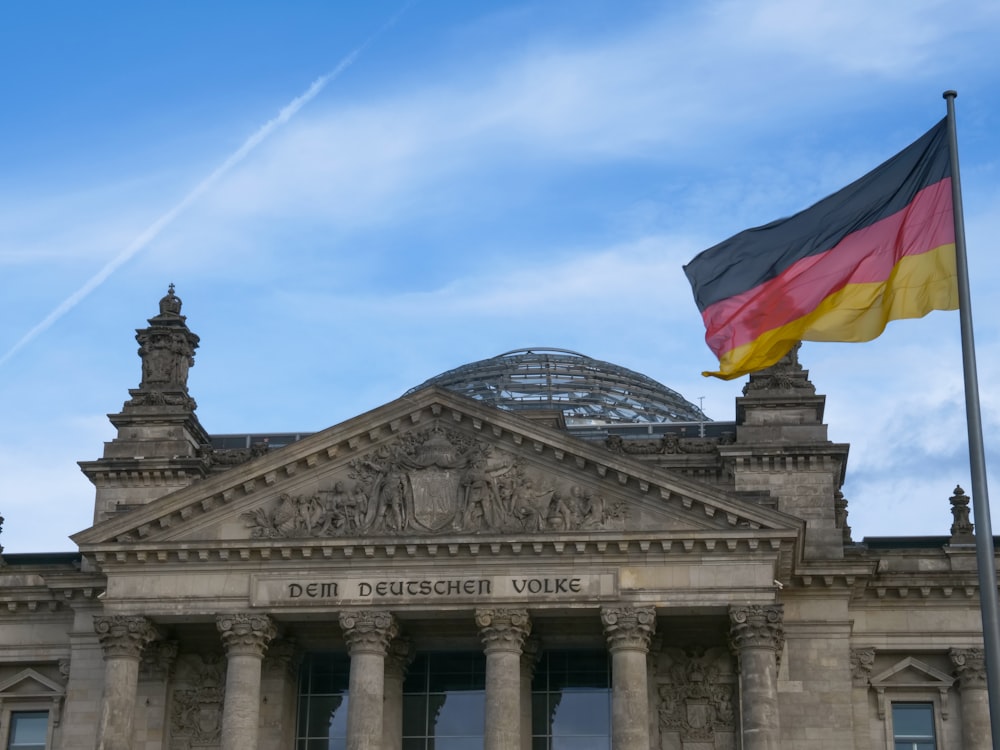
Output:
721,344,850,559
79,286,211,523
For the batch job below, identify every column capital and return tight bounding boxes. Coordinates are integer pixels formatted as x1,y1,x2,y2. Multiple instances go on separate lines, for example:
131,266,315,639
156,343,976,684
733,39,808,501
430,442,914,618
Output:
386,636,415,679
339,610,398,655
601,605,656,652
94,615,162,659
951,647,988,689
476,608,531,654
729,604,785,653
217,613,277,657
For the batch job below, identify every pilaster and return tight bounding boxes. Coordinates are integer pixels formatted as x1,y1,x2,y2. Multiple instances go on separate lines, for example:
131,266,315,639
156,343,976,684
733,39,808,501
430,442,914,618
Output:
951,647,991,750
383,636,414,750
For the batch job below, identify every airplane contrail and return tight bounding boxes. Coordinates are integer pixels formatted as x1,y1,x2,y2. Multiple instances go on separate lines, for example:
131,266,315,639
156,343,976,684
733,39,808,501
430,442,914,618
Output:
0,3,413,368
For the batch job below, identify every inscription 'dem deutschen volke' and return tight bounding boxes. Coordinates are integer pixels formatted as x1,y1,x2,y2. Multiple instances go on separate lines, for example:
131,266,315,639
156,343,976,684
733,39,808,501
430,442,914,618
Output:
251,573,617,607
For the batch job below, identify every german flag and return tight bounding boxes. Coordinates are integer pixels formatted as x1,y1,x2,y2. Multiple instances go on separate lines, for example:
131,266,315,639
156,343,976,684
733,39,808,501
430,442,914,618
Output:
684,119,958,380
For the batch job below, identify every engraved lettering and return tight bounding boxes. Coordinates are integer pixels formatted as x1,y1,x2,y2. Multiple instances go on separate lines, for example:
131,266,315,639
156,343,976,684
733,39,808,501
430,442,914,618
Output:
569,578,582,593
289,583,303,598
359,582,372,597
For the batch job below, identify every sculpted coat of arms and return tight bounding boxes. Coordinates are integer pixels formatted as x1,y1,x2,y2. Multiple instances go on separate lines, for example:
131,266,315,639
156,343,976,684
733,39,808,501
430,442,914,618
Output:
241,428,624,538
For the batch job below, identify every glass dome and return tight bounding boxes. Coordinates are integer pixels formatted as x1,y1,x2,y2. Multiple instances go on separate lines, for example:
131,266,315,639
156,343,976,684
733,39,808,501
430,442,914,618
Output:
405,348,708,425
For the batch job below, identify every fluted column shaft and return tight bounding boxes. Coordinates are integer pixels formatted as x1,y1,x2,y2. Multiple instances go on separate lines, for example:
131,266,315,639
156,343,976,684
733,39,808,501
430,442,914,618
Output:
340,610,398,750
94,615,161,750
601,606,656,750
951,647,992,750
477,608,531,750
383,637,413,750
217,613,277,750
730,605,784,750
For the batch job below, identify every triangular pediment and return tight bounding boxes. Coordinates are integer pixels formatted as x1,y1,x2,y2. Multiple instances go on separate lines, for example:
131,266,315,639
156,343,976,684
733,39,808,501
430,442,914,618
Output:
74,388,801,549
0,668,64,698
870,656,954,690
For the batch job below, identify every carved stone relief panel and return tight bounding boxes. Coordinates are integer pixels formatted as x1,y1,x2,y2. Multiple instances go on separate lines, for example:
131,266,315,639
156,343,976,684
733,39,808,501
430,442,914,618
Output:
656,646,737,750
169,653,225,750
241,427,626,538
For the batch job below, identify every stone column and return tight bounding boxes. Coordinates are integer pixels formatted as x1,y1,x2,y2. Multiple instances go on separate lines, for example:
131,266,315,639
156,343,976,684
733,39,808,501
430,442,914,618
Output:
340,610,398,750
93,615,161,750
383,637,414,750
601,605,656,750
951,647,992,750
217,613,277,750
729,604,784,750
477,608,532,750
519,637,541,750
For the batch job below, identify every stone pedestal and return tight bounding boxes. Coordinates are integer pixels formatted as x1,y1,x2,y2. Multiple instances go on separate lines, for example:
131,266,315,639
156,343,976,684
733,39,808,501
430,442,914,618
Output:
729,605,784,750
340,610,398,750
217,613,277,750
477,608,532,750
383,637,414,750
601,605,656,750
94,615,161,750
951,647,992,750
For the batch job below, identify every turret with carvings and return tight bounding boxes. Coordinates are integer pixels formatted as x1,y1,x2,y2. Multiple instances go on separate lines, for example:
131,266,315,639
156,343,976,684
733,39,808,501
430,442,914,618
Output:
722,344,850,559
80,286,211,523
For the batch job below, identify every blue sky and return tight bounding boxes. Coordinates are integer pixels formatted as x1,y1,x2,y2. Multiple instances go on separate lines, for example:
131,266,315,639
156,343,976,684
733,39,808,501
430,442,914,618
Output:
2,0,999,552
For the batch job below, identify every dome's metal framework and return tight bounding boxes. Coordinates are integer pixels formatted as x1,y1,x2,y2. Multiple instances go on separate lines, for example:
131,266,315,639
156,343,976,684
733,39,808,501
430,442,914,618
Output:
405,348,708,424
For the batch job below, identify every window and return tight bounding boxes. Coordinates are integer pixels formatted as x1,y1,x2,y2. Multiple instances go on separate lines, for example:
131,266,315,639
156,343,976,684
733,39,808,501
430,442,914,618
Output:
531,650,611,750
403,652,486,750
6,712,48,750
892,703,937,750
296,653,350,750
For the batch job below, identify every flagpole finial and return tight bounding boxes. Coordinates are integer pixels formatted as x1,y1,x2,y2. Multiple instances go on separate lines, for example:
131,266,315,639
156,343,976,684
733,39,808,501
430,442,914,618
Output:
943,90,958,100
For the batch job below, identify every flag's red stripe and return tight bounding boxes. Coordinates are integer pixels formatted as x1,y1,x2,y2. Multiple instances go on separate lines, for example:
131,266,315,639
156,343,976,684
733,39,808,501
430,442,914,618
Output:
702,177,954,358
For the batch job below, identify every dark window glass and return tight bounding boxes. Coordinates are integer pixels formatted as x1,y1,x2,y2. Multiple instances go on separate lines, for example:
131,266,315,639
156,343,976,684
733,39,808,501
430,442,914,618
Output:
296,653,350,749
892,703,936,750
402,652,486,749
531,650,611,750
7,712,48,750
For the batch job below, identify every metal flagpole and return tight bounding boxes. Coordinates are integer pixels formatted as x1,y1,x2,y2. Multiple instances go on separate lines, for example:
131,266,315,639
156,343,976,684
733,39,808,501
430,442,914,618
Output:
944,89,1000,748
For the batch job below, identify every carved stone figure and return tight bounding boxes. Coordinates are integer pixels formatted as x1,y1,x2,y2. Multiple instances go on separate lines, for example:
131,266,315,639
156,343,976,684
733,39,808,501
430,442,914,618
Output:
657,647,737,744
170,653,226,749
240,428,626,539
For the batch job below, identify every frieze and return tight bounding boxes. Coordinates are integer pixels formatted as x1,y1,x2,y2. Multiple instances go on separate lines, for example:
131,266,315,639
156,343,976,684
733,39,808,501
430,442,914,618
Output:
251,572,616,607
605,433,730,456
240,428,625,539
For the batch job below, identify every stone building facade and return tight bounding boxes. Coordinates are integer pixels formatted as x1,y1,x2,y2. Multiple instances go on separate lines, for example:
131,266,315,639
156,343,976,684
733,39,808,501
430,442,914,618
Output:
0,288,992,749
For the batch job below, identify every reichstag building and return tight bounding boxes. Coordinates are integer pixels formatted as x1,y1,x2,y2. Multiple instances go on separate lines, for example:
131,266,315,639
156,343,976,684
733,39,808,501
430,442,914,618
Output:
0,287,991,750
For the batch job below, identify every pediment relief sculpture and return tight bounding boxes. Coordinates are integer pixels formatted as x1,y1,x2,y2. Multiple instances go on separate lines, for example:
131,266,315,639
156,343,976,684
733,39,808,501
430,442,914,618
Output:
241,427,625,539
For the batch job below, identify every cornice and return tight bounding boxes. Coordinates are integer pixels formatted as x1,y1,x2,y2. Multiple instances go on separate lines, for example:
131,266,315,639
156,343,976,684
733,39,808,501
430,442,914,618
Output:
81,528,799,570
